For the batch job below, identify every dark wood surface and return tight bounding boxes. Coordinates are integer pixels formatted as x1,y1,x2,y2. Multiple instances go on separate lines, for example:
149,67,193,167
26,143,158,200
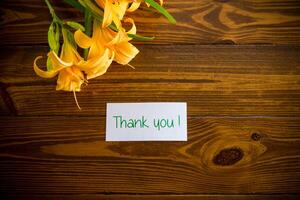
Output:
1,117,300,194
1,45,299,117
1,0,300,45
0,0,300,199
2,195,300,200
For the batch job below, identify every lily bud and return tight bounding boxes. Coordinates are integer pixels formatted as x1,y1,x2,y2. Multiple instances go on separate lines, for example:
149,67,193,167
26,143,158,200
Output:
48,22,60,54
46,57,53,71
66,21,85,32
54,23,60,53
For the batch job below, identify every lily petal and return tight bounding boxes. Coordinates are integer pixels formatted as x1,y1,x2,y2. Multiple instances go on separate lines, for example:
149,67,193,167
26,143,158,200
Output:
127,1,141,12
33,56,59,78
79,48,109,70
114,42,139,65
48,51,73,69
74,29,93,49
106,30,125,46
116,0,129,20
79,49,114,79
124,18,136,35
102,0,114,28
95,0,105,8
86,51,114,79
56,67,84,92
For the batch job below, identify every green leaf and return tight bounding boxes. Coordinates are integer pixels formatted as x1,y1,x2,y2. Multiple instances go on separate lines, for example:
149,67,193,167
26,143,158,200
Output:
144,0,176,24
127,34,155,41
84,8,93,37
66,21,86,32
63,0,85,12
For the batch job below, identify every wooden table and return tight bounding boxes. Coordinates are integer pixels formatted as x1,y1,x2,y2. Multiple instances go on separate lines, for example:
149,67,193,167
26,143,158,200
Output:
0,0,300,199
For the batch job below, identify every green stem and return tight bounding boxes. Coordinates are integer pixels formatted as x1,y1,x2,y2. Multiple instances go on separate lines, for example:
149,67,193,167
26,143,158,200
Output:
45,0,54,15
83,9,92,60
45,0,64,25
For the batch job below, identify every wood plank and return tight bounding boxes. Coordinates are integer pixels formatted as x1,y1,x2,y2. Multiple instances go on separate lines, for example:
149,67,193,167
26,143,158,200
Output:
0,45,299,116
1,45,300,84
7,83,300,116
0,116,299,194
1,0,300,45
2,194,300,200
0,84,14,115
0,89,9,115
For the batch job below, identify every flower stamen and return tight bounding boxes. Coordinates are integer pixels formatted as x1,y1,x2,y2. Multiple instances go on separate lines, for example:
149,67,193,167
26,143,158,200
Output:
73,89,82,110
127,63,135,69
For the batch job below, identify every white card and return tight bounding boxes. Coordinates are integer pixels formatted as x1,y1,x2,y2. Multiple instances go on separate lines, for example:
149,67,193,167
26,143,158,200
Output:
106,103,187,141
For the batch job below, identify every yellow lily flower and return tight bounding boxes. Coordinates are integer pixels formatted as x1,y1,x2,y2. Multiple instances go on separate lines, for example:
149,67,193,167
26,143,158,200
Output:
100,18,139,65
75,18,139,73
75,20,114,80
95,0,164,28
34,29,85,92
78,47,114,80
96,0,129,28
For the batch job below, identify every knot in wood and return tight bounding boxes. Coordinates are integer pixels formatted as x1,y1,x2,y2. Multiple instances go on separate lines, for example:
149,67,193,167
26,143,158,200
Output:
251,132,262,141
213,147,244,166
216,0,230,3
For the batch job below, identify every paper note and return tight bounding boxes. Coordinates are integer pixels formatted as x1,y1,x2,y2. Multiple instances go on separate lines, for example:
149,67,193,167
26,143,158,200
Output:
106,103,187,141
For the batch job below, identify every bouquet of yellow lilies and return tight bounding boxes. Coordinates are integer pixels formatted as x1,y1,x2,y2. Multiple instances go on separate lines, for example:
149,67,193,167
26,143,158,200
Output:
34,0,176,109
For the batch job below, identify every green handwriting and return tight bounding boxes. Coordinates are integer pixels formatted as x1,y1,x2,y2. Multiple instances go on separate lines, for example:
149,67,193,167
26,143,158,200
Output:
112,115,181,130
113,115,149,128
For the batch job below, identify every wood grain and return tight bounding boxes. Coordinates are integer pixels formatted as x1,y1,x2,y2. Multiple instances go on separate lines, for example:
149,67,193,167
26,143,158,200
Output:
0,83,16,116
0,116,299,194
2,194,300,200
1,0,300,45
0,88,9,115
0,45,299,116
0,0,300,198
